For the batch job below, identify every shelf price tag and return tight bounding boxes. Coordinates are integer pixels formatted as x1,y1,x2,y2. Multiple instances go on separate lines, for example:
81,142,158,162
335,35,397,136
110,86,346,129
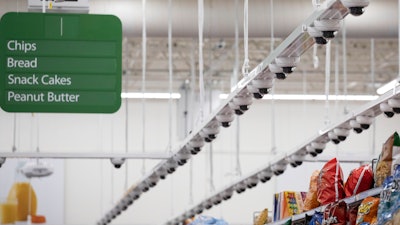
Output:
0,12,122,113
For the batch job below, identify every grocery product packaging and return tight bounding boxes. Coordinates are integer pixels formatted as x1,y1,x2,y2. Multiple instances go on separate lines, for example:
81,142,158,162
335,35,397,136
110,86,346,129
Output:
323,200,347,225
356,196,379,225
377,175,396,225
317,158,345,205
303,170,321,211
273,191,306,221
390,164,400,224
291,214,312,225
348,204,359,225
345,164,374,197
254,208,269,225
189,215,229,225
374,132,400,187
309,211,323,225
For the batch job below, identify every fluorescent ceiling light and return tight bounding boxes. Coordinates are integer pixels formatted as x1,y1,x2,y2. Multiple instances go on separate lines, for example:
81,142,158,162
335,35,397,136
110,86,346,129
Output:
121,92,181,99
376,78,400,95
219,94,378,101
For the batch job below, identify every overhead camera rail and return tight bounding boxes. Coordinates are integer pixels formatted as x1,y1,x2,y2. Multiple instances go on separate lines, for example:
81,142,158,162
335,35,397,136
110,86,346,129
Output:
0,152,171,169
97,0,373,224
165,85,400,225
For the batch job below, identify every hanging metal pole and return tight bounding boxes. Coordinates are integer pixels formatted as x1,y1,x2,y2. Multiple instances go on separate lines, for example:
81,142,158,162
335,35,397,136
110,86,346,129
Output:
198,0,205,122
168,0,173,153
141,0,147,175
324,40,332,125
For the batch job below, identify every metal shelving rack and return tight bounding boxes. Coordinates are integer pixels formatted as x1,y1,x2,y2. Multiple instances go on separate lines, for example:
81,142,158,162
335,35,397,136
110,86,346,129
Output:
268,187,383,225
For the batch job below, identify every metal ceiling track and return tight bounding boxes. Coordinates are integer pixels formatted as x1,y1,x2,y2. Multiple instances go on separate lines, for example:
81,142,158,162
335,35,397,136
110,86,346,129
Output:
165,85,400,225
0,152,171,160
97,1,379,224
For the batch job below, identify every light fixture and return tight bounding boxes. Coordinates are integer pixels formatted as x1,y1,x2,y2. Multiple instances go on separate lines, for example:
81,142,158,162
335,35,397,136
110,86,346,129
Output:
388,98,400,113
356,114,374,129
376,78,400,95
349,119,363,133
173,148,192,166
155,166,168,179
235,182,247,194
221,188,234,200
245,176,259,188
257,168,273,183
219,94,378,101
380,102,395,118
211,194,223,205
121,92,181,99
271,160,288,175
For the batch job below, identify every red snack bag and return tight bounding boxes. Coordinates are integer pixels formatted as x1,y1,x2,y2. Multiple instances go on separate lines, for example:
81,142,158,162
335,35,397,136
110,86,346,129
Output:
317,158,345,205
348,204,359,225
323,201,347,225
344,164,374,197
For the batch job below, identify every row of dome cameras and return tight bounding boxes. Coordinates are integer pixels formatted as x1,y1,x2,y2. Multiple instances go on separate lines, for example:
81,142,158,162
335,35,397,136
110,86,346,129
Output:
169,188,235,225
182,0,361,151
308,0,370,45
164,103,380,225
165,102,398,225
107,2,372,223
98,168,167,225
303,97,400,162
169,164,284,224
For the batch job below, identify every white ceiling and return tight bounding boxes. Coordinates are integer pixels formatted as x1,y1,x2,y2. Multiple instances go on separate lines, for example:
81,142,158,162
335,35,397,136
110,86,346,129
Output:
1,0,399,95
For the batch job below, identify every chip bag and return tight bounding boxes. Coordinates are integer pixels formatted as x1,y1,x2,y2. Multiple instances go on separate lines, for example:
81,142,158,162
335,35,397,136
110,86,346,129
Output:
348,204,360,225
356,196,379,225
374,132,400,187
309,211,323,225
345,164,374,197
303,170,321,211
323,200,347,225
377,176,395,225
317,158,345,205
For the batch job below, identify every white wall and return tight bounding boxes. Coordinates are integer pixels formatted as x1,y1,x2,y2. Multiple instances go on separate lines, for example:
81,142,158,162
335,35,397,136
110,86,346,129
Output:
1,98,399,225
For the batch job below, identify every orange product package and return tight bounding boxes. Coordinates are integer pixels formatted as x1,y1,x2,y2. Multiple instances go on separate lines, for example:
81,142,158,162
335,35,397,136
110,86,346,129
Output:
280,191,304,219
303,170,320,211
317,158,345,205
344,164,374,197
356,196,379,225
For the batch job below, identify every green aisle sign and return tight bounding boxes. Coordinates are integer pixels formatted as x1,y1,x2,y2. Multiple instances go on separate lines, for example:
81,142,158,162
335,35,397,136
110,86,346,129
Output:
0,12,122,113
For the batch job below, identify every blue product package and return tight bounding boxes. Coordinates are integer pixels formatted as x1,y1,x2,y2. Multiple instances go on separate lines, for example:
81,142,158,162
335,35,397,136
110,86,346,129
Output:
392,164,400,223
308,211,323,225
189,216,228,225
377,176,395,225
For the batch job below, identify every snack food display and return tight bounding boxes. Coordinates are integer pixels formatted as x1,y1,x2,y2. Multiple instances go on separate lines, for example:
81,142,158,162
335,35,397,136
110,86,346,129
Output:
323,200,347,225
356,196,379,225
374,132,400,187
317,158,345,205
345,164,374,197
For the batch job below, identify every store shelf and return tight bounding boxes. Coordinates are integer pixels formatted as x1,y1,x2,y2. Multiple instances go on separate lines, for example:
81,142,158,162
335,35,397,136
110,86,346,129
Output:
268,187,383,225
